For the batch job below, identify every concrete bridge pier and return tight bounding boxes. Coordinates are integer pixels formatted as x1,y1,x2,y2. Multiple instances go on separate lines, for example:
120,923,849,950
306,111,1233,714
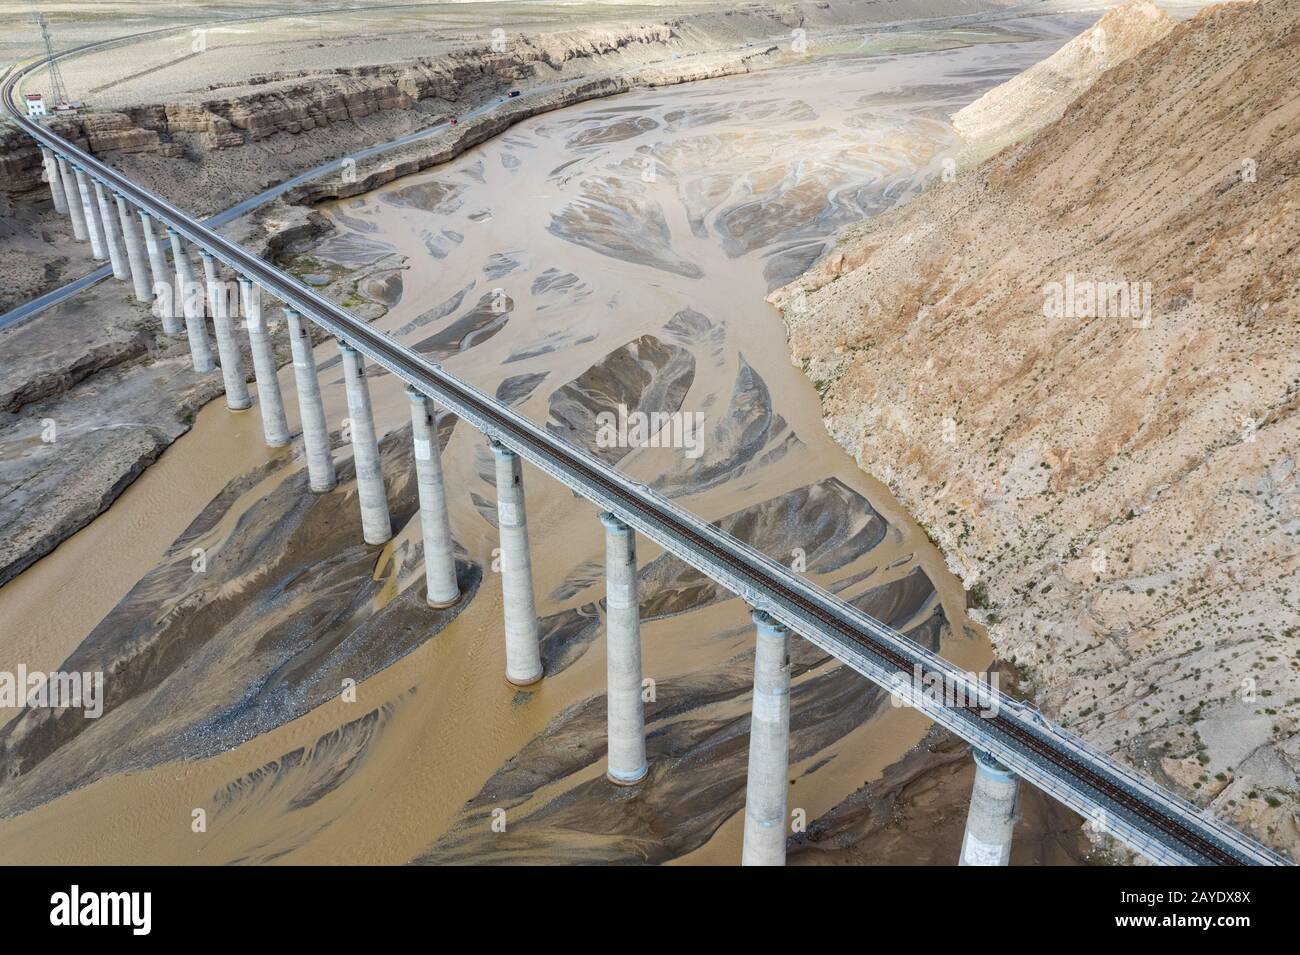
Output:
285,309,337,493
742,609,791,867
959,749,1020,866
407,386,460,607
57,158,87,241
338,341,392,545
600,512,647,785
200,252,251,411
199,250,219,319
167,229,214,373
490,439,542,687
114,194,152,303
93,180,127,280
72,167,106,260
239,279,290,447
140,211,179,332
39,147,68,214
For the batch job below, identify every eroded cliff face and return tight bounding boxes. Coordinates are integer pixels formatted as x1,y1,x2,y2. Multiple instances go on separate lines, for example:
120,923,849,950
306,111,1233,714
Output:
772,1,1300,856
2,41,595,192
0,114,177,193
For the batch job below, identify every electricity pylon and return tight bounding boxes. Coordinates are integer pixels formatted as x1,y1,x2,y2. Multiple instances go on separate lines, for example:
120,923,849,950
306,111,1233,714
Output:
26,0,69,106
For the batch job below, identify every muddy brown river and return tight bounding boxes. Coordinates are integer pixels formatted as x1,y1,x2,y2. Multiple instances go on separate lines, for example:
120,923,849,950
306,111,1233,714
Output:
0,32,1066,863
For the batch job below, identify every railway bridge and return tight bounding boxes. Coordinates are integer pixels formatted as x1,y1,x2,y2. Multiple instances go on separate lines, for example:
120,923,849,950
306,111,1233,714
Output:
4,58,1291,867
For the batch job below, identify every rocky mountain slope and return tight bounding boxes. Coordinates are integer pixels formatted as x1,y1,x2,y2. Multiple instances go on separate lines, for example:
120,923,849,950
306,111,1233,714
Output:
772,0,1300,856
951,0,1176,162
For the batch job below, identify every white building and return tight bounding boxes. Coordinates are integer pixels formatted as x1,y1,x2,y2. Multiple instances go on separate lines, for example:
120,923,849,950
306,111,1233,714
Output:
25,93,46,118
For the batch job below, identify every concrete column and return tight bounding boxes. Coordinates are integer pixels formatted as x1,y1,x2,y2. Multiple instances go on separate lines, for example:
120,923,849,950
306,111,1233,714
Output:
200,252,250,410
40,147,68,214
285,309,336,493
407,386,460,607
490,439,542,686
140,212,180,333
239,279,290,447
338,341,392,545
57,158,87,241
959,749,1019,866
601,512,647,785
73,168,106,259
741,609,791,867
114,194,151,303
167,229,214,373
93,180,127,279
199,250,219,321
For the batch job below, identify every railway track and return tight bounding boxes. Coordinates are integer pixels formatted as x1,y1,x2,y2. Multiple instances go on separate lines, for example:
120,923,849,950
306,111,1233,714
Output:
4,52,1290,867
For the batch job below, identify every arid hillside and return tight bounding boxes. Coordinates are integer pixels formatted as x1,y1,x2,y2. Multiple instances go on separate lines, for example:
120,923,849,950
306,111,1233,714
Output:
773,0,1300,856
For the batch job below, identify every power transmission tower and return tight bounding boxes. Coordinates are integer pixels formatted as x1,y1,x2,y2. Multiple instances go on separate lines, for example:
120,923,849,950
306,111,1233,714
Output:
26,0,69,106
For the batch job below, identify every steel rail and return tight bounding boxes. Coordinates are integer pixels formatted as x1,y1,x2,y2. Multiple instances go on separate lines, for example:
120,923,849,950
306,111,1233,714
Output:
5,59,1290,867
